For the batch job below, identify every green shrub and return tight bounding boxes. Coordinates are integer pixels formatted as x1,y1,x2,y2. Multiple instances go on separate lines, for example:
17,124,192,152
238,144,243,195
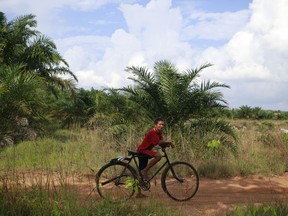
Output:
227,203,288,216
257,134,276,147
0,184,183,216
282,133,288,143
197,159,236,178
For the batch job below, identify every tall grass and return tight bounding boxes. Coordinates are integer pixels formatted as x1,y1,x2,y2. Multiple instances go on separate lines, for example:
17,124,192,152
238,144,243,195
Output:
0,128,126,173
1,120,288,178
0,119,288,215
226,203,288,216
0,183,183,216
0,127,184,215
196,120,288,178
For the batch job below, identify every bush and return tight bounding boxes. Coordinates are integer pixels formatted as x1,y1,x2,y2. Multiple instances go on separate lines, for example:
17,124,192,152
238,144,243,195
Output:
227,203,288,216
0,183,183,216
197,159,237,178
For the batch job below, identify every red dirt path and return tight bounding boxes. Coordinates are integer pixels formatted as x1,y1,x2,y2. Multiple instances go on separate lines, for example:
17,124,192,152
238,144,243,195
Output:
73,172,288,216
13,172,288,216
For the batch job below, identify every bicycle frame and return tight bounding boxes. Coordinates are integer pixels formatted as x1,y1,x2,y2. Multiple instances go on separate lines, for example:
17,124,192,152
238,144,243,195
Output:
117,146,176,183
97,145,199,201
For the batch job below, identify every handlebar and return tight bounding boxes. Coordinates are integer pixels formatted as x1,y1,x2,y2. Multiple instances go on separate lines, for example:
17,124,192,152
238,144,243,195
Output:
157,141,175,150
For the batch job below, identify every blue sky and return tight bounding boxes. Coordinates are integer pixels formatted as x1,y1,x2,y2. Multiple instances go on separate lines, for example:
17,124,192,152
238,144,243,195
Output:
2,0,288,111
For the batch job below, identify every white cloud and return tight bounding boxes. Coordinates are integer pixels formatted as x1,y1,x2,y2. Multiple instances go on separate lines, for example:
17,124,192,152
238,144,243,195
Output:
191,1,288,71
196,0,288,110
183,10,251,40
119,0,196,69
62,0,195,89
2,0,130,13
2,0,136,37
56,35,111,70
2,0,288,110
75,69,121,89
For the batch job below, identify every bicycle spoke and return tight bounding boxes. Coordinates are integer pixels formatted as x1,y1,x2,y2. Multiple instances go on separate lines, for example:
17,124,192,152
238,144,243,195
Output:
165,178,197,197
96,162,136,202
161,162,199,201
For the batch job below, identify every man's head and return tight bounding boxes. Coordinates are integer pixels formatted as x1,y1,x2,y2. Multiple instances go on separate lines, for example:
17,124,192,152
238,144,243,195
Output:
154,117,164,132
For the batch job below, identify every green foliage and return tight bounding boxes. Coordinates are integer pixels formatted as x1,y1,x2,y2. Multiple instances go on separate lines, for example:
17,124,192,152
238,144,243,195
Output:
0,12,78,141
207,139,221,149
0,65,47,137
0,182,183,216
227,203,288,216
237,105,258,119
207,139,221,156
0,128,140,172
183,118,238,159
2,118,288,179
225,107,288,120
120,60,230,126
197,159,236,178
257,134,275,147
256,121,274,132
125,178,139,192
0,12,77,93
282,133,288,143
113,60,238,157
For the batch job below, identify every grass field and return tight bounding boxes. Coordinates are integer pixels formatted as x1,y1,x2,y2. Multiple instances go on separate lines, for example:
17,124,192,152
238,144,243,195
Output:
1,119,288,215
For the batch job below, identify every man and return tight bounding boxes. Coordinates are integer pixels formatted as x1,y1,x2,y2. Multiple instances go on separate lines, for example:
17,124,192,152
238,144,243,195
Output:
136,117,174,181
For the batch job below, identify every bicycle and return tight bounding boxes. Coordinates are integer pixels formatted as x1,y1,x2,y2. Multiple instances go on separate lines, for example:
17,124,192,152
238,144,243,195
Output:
95,142,199,202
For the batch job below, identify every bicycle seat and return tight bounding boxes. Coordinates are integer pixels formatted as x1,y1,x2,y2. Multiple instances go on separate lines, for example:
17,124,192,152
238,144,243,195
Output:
127,149,151,158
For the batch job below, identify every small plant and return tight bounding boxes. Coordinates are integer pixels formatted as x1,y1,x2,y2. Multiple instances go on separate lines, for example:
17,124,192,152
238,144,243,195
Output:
258,133,275,146
207,139,221,149
125,178,139,192
207,139,221,157
282,133,288,143
227,203,288,216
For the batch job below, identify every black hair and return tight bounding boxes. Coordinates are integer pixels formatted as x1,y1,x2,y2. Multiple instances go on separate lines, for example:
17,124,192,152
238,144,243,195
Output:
154,117,164,125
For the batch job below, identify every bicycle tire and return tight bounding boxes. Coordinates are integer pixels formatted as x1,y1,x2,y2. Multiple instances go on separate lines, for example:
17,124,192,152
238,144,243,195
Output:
161,161,199,201
95,161,137,202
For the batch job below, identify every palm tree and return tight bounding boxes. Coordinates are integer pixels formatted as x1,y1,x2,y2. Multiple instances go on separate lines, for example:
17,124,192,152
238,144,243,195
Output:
0,12,78,142
119,60,230,126
0,64,46,138
0,13,38,66
119,60,238,156
0,12,77,94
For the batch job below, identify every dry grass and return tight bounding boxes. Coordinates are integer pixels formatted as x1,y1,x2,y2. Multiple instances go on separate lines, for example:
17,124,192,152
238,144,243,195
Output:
1,119,288,180
191,119,288,178
1,119,288,215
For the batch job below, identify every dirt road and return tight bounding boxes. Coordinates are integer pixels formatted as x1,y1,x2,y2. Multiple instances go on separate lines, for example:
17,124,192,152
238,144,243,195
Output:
146,173,288,216
18,171,288,216
76,172,288,216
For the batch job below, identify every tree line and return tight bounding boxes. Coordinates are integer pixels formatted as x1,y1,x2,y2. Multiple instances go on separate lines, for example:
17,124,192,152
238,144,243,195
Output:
1,12,286,151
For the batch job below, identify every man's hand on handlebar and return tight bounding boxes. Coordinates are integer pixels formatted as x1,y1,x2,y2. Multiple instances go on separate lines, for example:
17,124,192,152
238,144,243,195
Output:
159,141,175,148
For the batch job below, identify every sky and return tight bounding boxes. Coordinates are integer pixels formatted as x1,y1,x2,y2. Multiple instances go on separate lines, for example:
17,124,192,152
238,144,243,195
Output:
1,0,288,111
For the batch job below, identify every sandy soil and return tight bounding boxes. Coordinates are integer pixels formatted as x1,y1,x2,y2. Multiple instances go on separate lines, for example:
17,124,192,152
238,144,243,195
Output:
72,172,288,216
8,171,288,216
150,173,288,216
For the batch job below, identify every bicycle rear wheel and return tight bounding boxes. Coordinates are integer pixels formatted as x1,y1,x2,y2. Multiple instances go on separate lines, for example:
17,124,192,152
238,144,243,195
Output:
161,161,199,201
96,161,137,202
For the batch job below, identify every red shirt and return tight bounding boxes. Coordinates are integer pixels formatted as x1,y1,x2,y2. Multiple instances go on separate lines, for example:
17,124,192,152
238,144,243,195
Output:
137,128,163,154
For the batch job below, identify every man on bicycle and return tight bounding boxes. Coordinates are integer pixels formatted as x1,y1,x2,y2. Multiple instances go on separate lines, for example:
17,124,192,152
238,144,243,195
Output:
136,117,174,181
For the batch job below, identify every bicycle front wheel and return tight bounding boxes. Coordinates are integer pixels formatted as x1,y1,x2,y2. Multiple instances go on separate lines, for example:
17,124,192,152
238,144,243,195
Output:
161,161,199,201
96,161,137,202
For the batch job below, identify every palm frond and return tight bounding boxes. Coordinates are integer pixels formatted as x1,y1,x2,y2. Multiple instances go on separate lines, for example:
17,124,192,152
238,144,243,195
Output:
200,80,230,91
186,118,238,156
125,66,155,88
